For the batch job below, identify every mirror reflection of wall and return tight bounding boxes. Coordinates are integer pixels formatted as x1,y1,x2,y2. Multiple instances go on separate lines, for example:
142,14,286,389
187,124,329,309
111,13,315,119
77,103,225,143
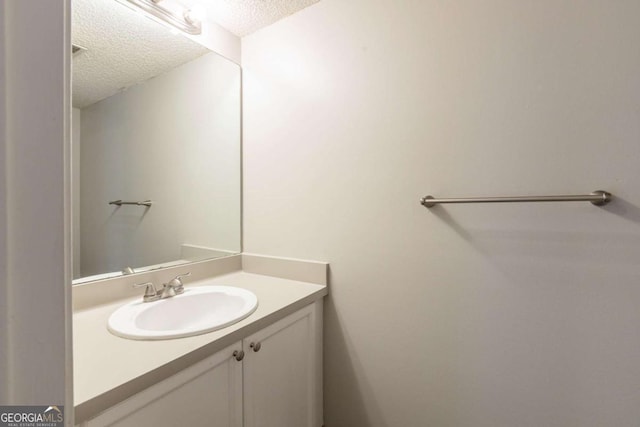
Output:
72,0,241,282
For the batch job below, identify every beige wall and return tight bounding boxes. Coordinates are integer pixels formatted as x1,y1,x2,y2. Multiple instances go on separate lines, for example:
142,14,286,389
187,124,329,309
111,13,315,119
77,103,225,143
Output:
242,1,640,425
0,0,71,415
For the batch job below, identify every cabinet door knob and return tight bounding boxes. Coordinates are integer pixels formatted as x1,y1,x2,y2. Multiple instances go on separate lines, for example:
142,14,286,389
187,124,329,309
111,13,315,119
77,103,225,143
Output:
250,342,261,352
233,350,244,361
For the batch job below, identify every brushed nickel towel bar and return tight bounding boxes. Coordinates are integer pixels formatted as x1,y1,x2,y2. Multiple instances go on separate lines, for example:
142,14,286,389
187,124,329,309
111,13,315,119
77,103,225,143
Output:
109,200,153,207
421,190,612,208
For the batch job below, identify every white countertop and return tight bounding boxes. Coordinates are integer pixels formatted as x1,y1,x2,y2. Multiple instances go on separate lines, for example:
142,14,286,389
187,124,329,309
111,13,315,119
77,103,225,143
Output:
73,271,326,421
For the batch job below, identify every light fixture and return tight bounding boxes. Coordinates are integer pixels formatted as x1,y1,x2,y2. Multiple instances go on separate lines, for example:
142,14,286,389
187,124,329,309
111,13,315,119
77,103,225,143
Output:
184,4,206,26
119,0,205,35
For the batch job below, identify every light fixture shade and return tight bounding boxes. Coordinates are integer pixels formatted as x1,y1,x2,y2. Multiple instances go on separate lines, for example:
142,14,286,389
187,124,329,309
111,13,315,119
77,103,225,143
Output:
184,4,206,25
120,0,202,35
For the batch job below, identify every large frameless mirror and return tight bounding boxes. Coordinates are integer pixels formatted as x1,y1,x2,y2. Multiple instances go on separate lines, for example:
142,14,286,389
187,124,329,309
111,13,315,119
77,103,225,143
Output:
72,0,241,284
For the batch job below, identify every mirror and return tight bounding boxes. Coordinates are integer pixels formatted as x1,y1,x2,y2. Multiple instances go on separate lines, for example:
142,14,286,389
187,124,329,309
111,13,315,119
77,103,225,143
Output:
71,0,241,283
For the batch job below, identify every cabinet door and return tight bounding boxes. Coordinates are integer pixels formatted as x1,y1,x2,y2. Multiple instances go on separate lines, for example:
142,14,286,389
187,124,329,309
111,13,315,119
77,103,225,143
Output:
86,342,243,427
243,302,323,427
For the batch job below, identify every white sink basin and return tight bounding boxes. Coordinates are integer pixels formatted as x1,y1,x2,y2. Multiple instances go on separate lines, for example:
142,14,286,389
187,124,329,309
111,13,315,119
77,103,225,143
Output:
108,286,258,340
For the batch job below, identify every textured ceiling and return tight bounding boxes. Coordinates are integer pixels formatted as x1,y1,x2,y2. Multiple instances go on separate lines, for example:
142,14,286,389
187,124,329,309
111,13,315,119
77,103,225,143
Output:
72,0,321,107
195,0,321,37
72,0,208,108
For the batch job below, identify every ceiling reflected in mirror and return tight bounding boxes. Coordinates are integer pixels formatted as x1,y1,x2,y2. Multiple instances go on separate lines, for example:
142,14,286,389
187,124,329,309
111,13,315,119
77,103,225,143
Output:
72,0,209,108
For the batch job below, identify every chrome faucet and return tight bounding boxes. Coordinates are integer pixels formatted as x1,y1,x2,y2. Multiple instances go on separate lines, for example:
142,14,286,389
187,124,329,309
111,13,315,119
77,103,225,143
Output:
160,272,191,299
133,272,191,303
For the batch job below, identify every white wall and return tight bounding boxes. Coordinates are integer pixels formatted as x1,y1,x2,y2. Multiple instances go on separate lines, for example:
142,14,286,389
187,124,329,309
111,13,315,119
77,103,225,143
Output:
0,0,7,402
79,52,241,278
0,0,72,416
242,1,640,426
72,108,81,278
189,16,241,65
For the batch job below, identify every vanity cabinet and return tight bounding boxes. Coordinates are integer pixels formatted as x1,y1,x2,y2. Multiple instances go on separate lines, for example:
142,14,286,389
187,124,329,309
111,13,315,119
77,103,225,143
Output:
242,302,323,427
79,302,322,427
83,343,243,427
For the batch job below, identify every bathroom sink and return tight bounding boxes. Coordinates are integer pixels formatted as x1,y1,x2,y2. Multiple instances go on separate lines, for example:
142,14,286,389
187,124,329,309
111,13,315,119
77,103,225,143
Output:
107,286,258,340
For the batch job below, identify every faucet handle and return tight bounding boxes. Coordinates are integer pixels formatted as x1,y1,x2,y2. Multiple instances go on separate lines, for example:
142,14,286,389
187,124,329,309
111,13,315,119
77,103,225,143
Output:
168,272,191,294
133,281,160,302
175,272,191,281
